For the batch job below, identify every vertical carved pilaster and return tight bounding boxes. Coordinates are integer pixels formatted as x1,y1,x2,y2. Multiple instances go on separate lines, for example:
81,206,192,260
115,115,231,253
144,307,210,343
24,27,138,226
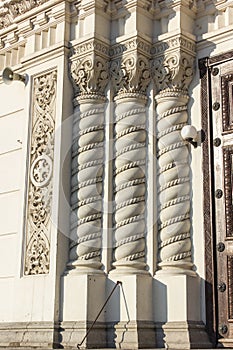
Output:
68,40,109,272
111,49,151,272
25,70,57,275
153,36,196,272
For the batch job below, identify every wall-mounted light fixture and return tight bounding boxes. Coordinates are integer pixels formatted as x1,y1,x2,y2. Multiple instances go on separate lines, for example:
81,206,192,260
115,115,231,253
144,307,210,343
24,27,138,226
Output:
181,125,198,148
2,67,26,85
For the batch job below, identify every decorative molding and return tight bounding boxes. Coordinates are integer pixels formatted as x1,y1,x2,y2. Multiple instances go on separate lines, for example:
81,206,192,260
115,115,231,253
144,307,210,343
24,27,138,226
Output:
24,70,57,275
228,256,233,319
110,37,151,58
71,39,110,59
111,53,151,96
0,0,47,30
152,35,196,57
199,56,217,342
223,147,233,238
221,73,233,132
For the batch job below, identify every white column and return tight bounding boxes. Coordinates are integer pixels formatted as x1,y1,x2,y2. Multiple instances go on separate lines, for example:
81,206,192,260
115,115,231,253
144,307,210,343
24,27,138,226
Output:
156,90,193,273
152,38,211,349
113,95,147,273
61,49,109,348
68,96,105,273
107,51,155,349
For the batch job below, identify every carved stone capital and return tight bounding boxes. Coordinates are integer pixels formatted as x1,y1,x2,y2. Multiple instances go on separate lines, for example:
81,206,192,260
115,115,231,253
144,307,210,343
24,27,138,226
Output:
152,34,195,93
111,53,151,96
70,38,110,99
70,54,109,98
153,50,194,93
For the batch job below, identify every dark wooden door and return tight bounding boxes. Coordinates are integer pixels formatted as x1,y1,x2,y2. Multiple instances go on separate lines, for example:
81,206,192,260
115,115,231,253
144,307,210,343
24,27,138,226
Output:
209,57,233,347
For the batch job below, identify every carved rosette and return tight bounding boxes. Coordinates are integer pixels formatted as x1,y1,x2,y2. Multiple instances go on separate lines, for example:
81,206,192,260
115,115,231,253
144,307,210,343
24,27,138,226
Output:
111,52,150,272
68,50,109,272
153,42,195,272
25,70,57,275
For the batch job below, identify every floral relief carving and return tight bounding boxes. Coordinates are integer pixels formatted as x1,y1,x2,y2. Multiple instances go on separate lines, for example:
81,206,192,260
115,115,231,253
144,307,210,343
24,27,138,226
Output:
0,0,47,29
153,51,194,92
111,53,151,95
25,70,57,275
70,55,109,96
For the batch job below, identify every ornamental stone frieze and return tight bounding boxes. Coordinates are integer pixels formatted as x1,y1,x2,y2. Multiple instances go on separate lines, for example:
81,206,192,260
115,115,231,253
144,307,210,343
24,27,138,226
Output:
153,34,196,272
24,69,57,275
0,0,47,30
110,42,151,272
67,38,109,272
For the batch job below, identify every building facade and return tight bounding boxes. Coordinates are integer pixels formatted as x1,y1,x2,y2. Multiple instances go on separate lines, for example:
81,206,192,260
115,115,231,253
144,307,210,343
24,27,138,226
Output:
0,0,233,348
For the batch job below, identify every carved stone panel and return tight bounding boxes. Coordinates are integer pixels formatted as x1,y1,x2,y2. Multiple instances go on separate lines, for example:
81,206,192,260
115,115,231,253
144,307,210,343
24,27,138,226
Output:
24,70,57,275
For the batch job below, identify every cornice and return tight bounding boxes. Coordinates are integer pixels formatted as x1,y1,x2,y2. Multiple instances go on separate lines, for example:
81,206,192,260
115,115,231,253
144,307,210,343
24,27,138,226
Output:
152,33,196,58
110,35,152,58
70,37,110,60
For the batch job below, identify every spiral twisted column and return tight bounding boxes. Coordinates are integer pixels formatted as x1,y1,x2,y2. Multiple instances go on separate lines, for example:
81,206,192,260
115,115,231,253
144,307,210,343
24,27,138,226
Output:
68,50,109,273
156,90,193,272
111,53,150,273
69,97,105,271
153,46,196,274
113,95,147,272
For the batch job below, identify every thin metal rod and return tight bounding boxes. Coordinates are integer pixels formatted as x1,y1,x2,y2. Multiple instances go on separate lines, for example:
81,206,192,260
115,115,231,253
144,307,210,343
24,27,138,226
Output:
77,280,122,349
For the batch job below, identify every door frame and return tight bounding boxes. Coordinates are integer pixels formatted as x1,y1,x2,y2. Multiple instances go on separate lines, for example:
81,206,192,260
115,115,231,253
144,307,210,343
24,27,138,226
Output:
199,50,233,346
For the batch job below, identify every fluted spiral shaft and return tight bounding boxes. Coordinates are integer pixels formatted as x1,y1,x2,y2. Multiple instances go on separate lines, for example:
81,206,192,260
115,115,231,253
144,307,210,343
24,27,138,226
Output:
113,96,147,271
69,98,105,271
156,91,193,271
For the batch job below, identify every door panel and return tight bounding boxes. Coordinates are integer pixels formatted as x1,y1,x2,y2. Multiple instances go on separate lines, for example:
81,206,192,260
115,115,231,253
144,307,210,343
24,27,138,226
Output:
211,60,233,347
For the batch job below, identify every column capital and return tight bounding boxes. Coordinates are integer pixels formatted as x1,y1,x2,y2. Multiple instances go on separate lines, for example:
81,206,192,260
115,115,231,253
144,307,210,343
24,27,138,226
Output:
152,33,196,94
110,36,152,98
69,38,110,101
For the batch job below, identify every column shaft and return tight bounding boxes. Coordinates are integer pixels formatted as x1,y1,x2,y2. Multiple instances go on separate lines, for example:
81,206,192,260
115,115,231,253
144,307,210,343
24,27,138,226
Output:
68,97,105,272
113,96,147,272
156,90,193,273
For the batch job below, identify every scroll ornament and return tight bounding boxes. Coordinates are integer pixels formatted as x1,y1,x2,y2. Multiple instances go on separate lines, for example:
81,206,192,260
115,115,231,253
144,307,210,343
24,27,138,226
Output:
111,53,151,96
25,70,57,275
153,51,194,93
70,55,109,98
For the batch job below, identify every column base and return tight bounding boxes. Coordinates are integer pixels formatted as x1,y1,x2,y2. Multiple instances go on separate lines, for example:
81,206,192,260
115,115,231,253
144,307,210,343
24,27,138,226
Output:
61,273,106,348
106,320,156,349
153,272,212,349
106,273,155,349
155,321,212,349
